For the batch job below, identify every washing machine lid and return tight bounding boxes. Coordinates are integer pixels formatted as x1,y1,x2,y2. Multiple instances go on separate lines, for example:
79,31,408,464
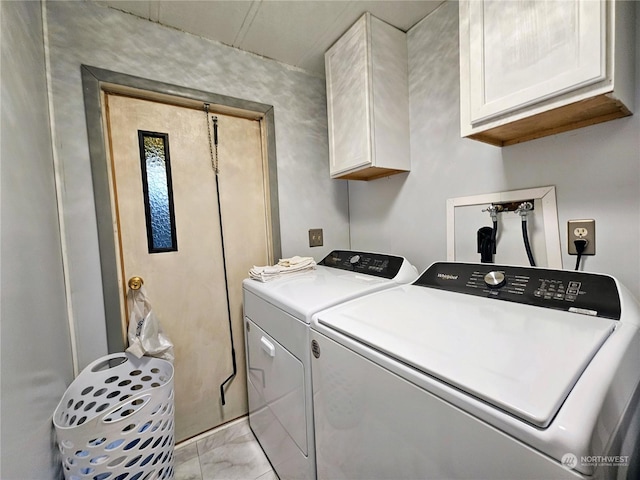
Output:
243,251,417,321
316,285,617,428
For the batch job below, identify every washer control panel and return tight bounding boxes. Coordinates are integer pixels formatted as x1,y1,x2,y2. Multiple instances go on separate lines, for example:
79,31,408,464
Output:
415,262,621,320
319,250,405,279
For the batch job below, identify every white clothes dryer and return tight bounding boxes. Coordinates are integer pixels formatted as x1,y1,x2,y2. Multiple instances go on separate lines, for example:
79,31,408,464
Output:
311,262,640,480
243,250,418,480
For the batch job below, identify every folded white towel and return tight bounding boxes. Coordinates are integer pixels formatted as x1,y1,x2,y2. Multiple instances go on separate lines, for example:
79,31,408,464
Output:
249,256,316,282
278,255,311,267
249,265,280,282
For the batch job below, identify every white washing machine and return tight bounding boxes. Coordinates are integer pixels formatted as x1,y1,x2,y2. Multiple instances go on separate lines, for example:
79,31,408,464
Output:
243,250,418,480
311,262,640,479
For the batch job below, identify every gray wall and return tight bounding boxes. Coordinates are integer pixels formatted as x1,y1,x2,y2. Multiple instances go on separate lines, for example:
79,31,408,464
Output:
0,1,74,479
349,1,640,298
45,1,350,369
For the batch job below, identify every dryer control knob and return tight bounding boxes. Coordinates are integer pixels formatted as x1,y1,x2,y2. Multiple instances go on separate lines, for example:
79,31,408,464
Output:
484,271,506,289
350,254,361,265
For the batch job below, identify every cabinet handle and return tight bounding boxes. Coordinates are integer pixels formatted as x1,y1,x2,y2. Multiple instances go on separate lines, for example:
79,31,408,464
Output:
260,336,275,357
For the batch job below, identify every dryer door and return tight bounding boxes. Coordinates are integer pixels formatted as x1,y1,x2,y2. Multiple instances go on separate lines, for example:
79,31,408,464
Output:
246,318,308,455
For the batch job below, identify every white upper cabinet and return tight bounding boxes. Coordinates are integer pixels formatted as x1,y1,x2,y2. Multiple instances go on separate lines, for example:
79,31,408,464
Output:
459,0,635,147
325,13,410,180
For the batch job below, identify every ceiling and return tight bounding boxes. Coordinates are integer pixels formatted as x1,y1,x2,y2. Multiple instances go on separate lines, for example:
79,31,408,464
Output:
95,0,446,76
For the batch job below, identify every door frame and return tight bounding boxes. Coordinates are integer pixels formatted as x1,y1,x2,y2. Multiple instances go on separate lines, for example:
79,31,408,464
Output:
81,65,281,354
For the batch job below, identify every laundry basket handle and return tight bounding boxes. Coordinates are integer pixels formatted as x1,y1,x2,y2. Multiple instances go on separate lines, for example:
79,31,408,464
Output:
87,352,129,374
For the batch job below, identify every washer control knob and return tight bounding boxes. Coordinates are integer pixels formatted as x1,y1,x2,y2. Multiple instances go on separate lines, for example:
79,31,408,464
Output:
484,271,506,289
350,254,361,265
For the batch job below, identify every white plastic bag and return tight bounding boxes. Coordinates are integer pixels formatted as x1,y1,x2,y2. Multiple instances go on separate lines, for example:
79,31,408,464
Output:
126,285,174,362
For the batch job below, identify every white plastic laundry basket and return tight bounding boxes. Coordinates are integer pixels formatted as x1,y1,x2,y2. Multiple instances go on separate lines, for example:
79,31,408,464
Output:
53,352,175,480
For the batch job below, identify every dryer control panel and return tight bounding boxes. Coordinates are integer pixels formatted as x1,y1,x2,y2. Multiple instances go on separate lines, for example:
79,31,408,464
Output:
319,250,406,280
415,262,621,320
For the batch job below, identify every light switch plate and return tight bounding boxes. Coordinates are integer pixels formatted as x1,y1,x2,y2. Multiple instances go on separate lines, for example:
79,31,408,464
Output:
309,228,323,247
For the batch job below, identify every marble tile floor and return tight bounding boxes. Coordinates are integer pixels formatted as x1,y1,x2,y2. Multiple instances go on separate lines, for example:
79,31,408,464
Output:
174,416,279,480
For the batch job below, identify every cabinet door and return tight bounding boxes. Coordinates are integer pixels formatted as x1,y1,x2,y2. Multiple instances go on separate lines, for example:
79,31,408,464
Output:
325,17,372,176
468,0,606,124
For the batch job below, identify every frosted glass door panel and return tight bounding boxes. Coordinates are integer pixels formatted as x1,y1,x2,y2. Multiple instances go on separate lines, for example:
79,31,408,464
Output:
326,19,371,175
469,0,605,124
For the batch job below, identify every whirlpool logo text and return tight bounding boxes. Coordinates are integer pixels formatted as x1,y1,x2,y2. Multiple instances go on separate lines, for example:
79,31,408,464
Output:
437,273,459,280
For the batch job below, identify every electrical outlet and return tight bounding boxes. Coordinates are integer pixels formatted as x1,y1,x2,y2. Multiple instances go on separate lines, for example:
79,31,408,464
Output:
309,228,323,247
568,219,595,255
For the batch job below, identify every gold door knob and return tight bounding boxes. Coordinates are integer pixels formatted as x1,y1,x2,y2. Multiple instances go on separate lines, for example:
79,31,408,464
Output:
128,276,144,290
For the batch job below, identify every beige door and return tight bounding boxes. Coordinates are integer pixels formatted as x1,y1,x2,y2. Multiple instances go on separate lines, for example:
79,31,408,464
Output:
104,93,272,442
